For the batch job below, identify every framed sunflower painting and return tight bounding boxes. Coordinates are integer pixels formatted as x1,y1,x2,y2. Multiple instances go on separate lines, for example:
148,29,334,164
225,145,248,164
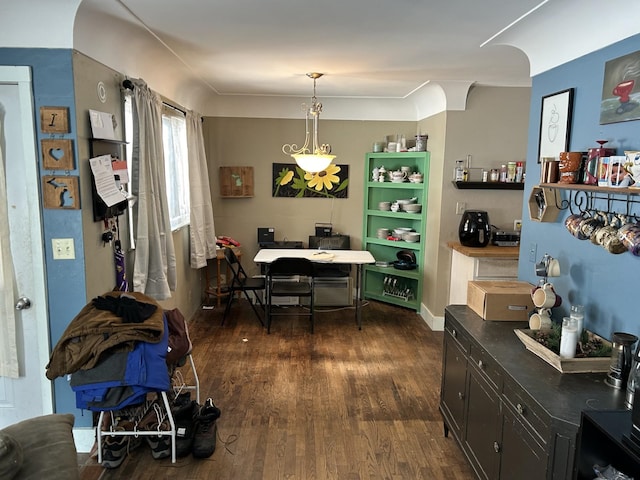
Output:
272,163,349,198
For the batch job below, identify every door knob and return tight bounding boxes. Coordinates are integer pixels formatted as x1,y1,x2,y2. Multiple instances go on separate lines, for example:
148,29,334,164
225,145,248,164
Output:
15,296,31,310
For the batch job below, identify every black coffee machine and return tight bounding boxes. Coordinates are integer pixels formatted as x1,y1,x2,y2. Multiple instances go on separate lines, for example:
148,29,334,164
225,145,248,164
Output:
459,210,491,248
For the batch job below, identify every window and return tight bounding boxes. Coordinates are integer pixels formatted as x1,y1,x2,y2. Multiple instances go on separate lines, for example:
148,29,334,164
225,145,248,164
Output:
161,106,190,231
123,97,190,234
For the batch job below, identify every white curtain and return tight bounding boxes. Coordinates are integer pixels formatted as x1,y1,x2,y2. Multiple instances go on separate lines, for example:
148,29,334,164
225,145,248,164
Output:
0,118,19,378
130,79,176,300
186,110,216,268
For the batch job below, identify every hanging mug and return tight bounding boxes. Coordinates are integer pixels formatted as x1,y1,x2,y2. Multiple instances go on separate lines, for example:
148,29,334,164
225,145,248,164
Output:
529,308,553,330
532,283,562,309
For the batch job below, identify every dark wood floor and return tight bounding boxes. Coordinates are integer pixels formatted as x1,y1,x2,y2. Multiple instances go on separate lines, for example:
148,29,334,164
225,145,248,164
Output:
79,299,474,479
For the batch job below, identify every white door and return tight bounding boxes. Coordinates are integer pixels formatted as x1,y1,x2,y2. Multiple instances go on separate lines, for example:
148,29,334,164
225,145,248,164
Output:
0,66,52,427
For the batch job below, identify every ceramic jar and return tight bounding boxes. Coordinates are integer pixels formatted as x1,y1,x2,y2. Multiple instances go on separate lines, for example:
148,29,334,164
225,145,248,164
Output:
559,152,584,184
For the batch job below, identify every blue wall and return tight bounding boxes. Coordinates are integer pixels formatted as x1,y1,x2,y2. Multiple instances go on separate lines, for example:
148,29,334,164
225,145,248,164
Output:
519,34,640,341
0,48,89,426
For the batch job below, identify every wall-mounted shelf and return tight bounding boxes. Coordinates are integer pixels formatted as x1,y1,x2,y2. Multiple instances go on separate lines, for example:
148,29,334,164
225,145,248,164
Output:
452,181,524,190
539,182,640,216
540,183,640,196
89,138,128,221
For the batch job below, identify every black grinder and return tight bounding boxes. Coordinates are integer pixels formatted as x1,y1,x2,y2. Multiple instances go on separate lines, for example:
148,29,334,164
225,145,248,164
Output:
458,210,491,248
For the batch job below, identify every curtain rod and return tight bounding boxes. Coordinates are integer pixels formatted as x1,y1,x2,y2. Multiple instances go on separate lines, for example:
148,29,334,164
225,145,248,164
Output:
162,102,186,116
123,79,200,119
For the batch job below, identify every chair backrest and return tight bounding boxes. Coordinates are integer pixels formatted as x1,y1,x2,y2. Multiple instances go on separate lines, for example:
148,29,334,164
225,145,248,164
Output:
224,247,247,285
268,257,316,278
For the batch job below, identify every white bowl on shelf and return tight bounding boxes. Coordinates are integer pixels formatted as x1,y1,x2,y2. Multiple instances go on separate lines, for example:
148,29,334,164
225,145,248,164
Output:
402,203,422,213
393,227,413,237
403,232,420,243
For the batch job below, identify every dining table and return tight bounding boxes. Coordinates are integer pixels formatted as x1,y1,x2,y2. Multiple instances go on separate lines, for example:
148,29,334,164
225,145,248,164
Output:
253,248,375,329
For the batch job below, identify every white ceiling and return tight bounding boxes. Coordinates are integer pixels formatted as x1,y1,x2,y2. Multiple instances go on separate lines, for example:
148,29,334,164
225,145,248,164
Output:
78,0,541,99
2,0,629,118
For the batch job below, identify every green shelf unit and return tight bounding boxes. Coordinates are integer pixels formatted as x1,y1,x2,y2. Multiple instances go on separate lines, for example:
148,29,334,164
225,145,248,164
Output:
362,152,429,312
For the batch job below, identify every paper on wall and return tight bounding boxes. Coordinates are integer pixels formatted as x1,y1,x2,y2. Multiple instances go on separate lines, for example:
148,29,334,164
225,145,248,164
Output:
89,154,127,207
89,109,116,140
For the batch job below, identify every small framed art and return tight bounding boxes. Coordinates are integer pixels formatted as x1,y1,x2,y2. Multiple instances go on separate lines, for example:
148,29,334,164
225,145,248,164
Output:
538,88,574,162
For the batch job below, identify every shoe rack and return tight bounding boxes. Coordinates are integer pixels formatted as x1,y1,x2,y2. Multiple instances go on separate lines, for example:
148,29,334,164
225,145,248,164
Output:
95,353,200,465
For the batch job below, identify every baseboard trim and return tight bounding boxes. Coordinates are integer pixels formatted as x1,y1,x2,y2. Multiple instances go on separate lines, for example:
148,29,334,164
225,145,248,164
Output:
73,427,95,453
418,303,444,331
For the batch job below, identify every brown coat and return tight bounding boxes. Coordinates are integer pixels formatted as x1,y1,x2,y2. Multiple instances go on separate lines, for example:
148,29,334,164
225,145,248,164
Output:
45,291,164,380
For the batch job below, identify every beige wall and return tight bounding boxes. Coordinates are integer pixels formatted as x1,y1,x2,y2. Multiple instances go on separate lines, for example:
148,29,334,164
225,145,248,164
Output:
203,117,416,279
73,52,201,319
418,112,448,319
73,52,128,300
432,86,531,317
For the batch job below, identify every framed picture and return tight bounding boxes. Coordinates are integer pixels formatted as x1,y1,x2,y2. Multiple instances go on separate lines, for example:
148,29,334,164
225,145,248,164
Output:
538,88,574,162
272,163,349,198
599,49,640,125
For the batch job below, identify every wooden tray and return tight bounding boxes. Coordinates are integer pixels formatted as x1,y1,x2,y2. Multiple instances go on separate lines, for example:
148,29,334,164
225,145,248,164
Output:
514,329,611,373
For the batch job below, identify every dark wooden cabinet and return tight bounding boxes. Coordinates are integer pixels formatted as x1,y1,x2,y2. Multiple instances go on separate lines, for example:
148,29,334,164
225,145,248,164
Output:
464,364,501,480
440,305,626,480
499,405,547,480
441,326,468,441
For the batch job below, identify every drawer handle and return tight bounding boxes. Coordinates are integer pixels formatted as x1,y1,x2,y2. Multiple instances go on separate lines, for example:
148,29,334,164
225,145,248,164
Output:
458,392,464,401
516,403,525,415
477,360,485,369
493,441,500,453
452,329,457,338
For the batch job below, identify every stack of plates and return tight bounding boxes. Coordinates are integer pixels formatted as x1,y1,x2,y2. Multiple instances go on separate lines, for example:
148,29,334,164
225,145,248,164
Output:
377,228,389,239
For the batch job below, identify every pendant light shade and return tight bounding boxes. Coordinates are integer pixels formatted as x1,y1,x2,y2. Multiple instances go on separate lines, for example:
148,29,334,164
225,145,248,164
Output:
282,72,335,173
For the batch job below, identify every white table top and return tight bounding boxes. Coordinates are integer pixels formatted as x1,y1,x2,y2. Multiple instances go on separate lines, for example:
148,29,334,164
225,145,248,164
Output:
254,248,375,265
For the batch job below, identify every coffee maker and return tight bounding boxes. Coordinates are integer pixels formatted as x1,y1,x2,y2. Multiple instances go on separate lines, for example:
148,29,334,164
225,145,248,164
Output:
605,332,638,389
458,210,491,248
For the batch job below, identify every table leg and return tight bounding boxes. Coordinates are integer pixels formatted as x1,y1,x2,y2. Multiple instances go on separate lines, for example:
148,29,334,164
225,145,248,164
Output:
356,264,363,330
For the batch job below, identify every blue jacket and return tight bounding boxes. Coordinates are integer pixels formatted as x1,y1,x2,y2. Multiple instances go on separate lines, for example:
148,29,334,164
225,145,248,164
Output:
70,315,170,411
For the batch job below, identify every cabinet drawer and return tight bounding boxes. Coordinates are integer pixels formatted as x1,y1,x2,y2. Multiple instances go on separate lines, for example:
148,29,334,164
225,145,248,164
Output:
475,258,518,279
469,344,502,391
502,379,550,444
445,321,471,353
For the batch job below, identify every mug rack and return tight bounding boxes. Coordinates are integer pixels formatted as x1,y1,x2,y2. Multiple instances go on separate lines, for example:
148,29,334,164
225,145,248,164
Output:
539,183,640,219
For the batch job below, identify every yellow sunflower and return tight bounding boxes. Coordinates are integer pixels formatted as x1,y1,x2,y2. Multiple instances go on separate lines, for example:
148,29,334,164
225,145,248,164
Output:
305,164,341,191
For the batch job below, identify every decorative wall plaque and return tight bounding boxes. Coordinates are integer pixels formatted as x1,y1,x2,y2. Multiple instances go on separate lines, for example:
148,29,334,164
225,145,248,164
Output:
40,106,70,134
41,138,74,171
42,175,80,209
219,166,254,197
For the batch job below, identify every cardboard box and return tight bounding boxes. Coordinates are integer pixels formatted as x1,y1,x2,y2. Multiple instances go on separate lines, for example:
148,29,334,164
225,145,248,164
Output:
467,281,534,321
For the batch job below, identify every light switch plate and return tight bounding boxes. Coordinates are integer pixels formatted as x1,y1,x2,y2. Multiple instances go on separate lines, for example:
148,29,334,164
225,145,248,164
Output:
52,238,75,260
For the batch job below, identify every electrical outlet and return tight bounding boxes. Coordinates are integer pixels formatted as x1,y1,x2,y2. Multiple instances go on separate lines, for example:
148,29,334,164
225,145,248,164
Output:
52,238,75,260
456,202,466,215
528,243,537,263
514,219,522,231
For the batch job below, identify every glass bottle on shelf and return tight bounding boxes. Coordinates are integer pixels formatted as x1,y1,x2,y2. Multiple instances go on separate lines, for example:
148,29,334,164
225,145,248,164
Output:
454,160,465,181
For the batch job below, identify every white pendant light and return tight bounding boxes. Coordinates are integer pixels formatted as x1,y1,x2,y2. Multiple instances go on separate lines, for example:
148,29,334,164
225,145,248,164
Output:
282,72,335,173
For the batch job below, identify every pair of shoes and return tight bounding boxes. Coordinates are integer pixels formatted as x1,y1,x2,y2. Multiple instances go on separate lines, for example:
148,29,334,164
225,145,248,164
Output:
101,419,142,469
192,398,221,459
138,402,172,459
174,400,200,457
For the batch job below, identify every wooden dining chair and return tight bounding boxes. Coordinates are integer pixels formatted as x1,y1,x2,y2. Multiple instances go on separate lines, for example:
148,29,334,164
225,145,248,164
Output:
222,247,265,326
266,257,316,333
